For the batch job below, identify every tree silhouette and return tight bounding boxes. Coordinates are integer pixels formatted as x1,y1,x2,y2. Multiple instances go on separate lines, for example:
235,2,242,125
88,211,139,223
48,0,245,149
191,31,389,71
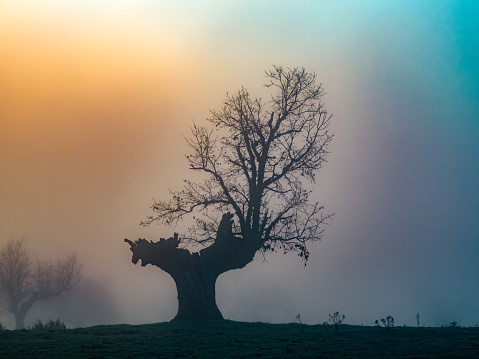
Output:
0,238,82,329
125,66,333,320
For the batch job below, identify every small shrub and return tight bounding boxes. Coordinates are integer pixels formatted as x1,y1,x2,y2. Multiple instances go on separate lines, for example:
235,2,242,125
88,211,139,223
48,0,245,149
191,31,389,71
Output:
328,312,346,334
375,316,394,331
386,316,394,329
29,318,66,331
29,320,45,331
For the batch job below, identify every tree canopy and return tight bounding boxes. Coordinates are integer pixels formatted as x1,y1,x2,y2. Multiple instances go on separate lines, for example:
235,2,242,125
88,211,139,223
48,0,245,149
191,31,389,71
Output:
144,66,333,262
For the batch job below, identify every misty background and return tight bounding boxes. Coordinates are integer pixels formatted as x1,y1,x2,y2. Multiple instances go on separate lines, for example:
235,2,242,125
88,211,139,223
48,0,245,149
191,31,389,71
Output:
1,1,478,328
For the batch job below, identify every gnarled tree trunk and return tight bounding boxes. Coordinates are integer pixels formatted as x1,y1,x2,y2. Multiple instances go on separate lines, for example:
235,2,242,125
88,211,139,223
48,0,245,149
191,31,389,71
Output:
10,292,38,329
125,214,262,321
172,260,222,320
12,309,27,330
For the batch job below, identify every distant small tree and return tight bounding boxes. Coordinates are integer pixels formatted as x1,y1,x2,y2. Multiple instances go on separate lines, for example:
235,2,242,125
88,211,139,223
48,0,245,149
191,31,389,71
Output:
328,312,345,334
0,238,82,329
416,312,420,327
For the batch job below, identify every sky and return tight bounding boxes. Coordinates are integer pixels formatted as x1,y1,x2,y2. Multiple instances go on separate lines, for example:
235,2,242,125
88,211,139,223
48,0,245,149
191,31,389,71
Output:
1,0,478,328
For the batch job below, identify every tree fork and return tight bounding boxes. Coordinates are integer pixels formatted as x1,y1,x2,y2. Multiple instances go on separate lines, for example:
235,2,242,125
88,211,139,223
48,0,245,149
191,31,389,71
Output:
124,213,262,321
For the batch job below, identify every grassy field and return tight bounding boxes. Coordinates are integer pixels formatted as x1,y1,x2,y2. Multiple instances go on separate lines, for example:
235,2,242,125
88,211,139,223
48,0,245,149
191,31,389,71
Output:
1,320,479,358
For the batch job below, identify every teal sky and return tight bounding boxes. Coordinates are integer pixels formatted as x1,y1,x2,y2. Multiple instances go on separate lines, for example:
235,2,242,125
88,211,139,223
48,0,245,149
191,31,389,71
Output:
1,1,478,327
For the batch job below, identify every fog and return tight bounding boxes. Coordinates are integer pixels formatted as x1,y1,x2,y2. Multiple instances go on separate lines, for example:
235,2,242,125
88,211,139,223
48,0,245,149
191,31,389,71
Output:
1,1,478,328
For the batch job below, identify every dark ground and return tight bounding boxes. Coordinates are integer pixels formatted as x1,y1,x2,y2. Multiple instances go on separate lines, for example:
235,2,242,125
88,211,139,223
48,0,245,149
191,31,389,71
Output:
1,320,478,358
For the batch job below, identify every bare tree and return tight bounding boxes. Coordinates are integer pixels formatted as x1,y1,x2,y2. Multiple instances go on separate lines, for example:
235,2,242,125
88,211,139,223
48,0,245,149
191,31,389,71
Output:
125,66,334,320
0,238,82,329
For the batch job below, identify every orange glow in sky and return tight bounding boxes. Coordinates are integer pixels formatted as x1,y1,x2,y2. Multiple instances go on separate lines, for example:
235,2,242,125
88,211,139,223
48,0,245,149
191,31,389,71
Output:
0,7,195,125
0,4,207,259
